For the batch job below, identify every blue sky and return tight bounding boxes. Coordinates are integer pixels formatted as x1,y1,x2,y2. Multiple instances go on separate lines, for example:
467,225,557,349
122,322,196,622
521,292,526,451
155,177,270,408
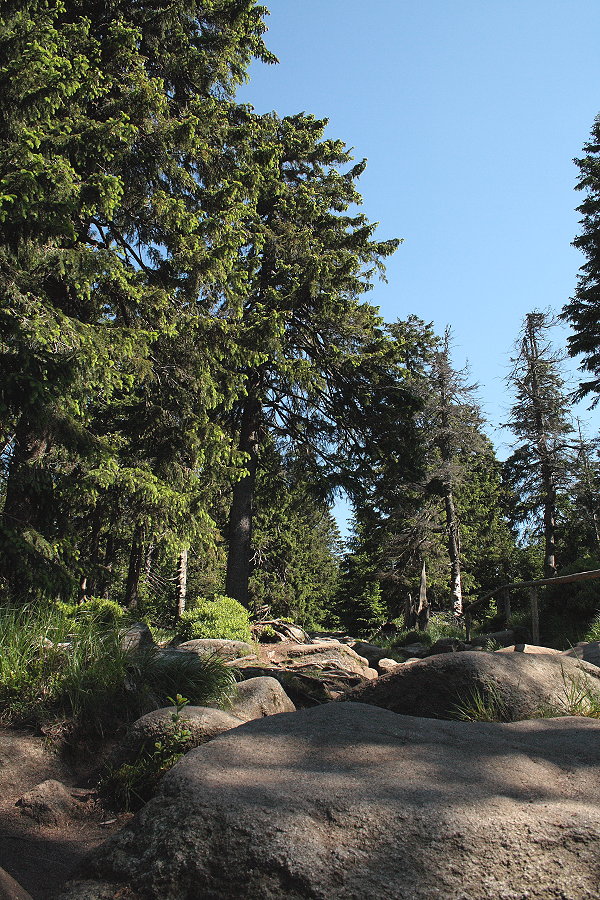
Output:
237,1,600,530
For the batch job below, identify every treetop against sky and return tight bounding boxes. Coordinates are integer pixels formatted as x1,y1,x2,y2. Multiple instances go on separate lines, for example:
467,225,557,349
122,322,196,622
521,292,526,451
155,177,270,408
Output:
236,0,600,451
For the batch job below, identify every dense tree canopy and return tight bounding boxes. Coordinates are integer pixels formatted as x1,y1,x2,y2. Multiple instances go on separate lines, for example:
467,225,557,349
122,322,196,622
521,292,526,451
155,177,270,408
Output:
1,4,600,652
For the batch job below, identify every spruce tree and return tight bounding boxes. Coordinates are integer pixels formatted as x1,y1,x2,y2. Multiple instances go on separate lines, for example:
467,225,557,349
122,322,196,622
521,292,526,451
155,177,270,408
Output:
0,0,273,597
221,112,404,606
504,311,573,577
562,114,600,398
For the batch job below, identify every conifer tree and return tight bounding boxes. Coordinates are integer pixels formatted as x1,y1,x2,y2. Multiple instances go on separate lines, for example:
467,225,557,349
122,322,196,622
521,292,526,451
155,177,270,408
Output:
562,114,600,398
504,311,573,577
0,0,273,597
221,112,404,606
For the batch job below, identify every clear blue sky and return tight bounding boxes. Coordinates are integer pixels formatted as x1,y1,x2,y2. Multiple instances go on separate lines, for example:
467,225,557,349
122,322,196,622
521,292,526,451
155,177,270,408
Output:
237,1,600,530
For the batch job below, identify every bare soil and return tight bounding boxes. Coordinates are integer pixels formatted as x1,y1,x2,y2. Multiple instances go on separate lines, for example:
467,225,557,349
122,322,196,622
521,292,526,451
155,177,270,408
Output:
0,728,128,899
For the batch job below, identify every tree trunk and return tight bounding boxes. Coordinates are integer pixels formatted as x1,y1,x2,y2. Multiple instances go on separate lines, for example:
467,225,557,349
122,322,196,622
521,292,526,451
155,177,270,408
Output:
403,593,416,630
225,390,260,607
98,531,116,599
125,523,145,609
541,460,557,578
444,486,463,616
176,548,188,619
416,559,430,630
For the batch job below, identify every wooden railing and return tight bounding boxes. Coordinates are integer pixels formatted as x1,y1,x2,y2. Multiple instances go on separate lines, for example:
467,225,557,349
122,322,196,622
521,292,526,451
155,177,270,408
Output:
463,568,600,644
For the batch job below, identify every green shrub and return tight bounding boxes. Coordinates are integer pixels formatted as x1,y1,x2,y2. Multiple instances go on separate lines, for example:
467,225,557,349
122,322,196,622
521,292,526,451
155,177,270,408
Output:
427,613,466,643
57,597,126,626
391,629,433,648
0,603,130,726
126,647,236,709
452,682,511,723
257,624,278,642
177,595,252,643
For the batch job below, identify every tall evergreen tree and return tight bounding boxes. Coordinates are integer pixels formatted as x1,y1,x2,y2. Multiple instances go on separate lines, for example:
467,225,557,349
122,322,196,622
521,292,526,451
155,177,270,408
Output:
562,114,600,399
221,112,406,606
0,0,274,597
504,311,573,577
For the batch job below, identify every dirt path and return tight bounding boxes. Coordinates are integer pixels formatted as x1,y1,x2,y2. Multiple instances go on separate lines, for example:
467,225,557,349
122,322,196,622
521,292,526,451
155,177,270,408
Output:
0,728,125,899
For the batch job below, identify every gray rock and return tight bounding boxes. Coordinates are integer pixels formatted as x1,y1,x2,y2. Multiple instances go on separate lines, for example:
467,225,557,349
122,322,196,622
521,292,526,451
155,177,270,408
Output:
396,642,430,658
60,704,600,900
228,676,296,721
496,643,561,654
120,623,154,652
177,638,253,660
376,657,402,674
273,641,378,679
235,666,359,706
470,626,531,647
16,779,79,826
109,706,244,769
349,641,391,666
0,867,33,900
563,640,600,668
253,620,310,643
427,637,470,655
348,649,600,721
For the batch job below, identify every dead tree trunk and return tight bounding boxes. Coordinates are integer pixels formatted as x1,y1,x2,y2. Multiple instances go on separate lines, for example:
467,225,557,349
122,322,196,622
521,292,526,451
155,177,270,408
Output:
416,560,430,630
176,548,188,619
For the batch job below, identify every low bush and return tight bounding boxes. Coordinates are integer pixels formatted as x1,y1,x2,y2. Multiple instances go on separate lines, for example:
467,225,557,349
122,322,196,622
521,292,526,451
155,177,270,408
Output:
177,595,252,643
57,597,127,626
99,694,194,811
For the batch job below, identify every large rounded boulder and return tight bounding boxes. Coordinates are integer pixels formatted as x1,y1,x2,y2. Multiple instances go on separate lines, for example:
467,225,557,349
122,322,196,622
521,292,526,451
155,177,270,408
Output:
60,703,600,899
347,649,600,721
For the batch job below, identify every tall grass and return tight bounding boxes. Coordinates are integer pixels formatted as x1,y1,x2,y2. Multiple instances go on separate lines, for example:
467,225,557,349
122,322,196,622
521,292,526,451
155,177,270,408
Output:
585,612,600,642
0,604,236,732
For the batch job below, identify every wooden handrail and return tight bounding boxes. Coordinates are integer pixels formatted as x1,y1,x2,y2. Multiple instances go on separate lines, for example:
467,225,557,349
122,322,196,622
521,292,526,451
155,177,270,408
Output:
463,568,600,615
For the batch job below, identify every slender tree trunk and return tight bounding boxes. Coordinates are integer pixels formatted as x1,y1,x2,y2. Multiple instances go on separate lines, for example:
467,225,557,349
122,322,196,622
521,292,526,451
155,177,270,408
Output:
403,593,416,630
524,317,558,579
98,531,116,599
176,548,188,619
443,485,463,616
416,559,430,630
541,460,557,578
125,523,145,609
225,390,260,607
79,511,102,601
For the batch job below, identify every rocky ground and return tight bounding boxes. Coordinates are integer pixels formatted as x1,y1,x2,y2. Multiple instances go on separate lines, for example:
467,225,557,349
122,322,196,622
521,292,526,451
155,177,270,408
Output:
0,729,127,899
1,631,599,899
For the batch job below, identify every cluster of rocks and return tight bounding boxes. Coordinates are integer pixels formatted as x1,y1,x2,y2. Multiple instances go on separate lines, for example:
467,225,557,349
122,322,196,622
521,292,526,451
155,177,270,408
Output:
5,622,600,899
60,703,600,900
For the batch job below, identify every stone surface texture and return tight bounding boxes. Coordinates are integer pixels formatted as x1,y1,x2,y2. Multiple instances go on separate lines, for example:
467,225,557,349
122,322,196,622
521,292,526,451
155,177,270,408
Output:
348,649,600,720
227,675,296,721
0,867,33,900
60,703,600,900
563,640,600,668
175,638,253,660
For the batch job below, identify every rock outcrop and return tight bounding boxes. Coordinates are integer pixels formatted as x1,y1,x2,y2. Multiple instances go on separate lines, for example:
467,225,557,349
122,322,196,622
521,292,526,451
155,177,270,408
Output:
176,638,254,661
60,704,600,900
0,867,33,900
347,649,600,720
110,677,295,768
227,675,296,721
